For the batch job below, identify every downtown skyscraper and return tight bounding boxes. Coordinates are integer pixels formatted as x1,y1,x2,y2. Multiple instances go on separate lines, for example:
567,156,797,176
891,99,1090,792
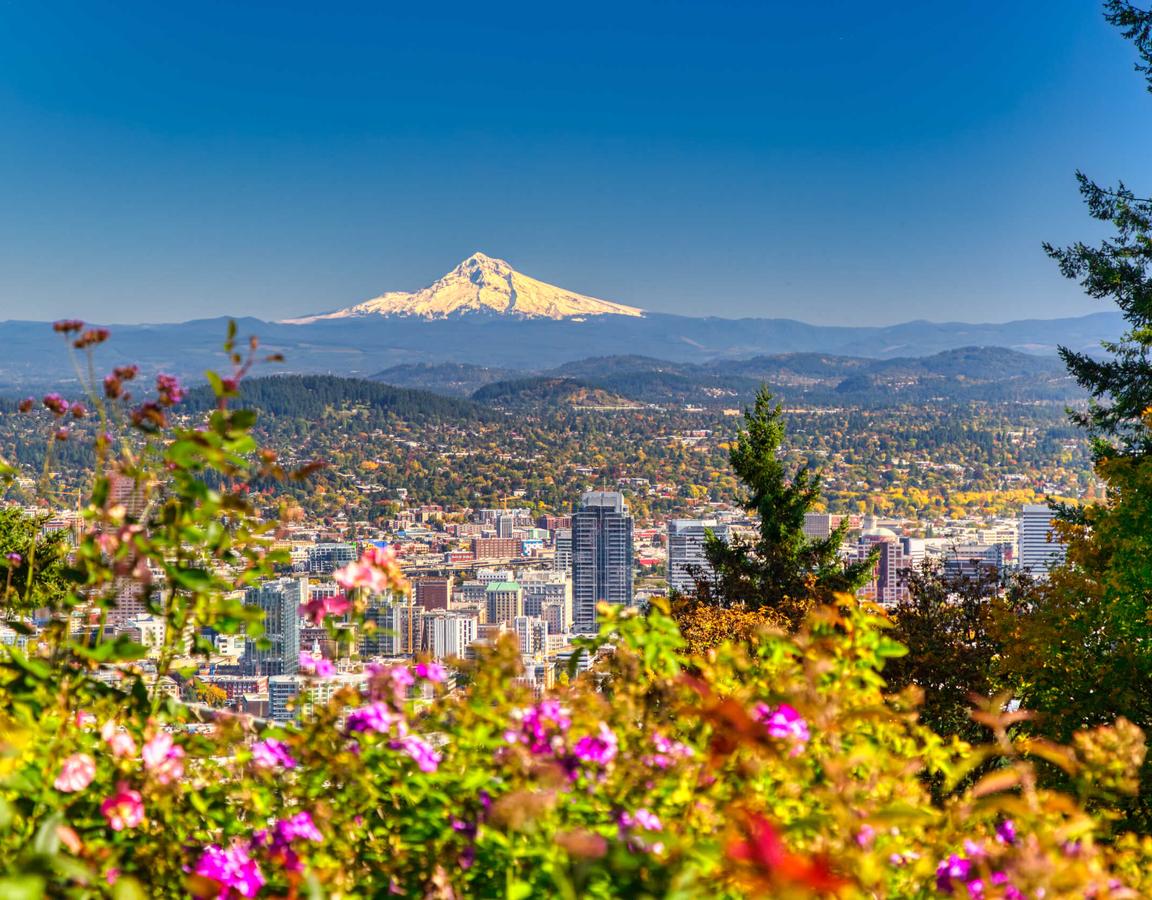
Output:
572,491,634,633
241,577,305,676
1018,504,1067,578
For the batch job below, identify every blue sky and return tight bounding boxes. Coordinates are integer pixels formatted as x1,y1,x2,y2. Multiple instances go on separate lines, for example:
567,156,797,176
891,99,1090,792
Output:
0,0,1149,325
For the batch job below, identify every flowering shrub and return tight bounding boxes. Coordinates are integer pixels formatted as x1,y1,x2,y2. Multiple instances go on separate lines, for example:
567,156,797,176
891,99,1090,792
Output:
0,323,1149,897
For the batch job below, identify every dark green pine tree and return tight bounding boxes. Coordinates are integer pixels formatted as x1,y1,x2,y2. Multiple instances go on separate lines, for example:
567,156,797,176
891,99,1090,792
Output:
1044,2,1152,460
702,387,875,624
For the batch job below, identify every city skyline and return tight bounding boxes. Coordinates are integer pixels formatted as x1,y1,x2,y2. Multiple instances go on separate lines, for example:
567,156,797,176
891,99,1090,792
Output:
2,2,1151,325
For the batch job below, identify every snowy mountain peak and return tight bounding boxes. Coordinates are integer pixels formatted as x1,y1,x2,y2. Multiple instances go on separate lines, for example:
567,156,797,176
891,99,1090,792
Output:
283,254,645,323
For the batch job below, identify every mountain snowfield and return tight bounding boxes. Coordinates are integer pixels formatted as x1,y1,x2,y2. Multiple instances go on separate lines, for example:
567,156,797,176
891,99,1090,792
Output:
284,252,645,323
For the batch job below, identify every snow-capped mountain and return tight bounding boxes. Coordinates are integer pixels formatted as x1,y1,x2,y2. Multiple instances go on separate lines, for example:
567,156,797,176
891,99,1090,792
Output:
284,252,645,323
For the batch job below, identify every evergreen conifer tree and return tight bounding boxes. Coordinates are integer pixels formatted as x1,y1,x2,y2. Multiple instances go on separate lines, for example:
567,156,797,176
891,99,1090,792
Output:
1044,1,1152,459
701,387,874,624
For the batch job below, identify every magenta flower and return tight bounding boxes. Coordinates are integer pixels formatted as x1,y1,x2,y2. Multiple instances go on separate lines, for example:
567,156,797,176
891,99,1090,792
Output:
572,723,618,768
346,701,406,736
276,811,324,844
991,872,1025,900
299,652,336,677
17,398,33,413
505,699,571,754
251,738,297,770
101,783,145,831
42,393,68,416
995,820,1016,845
299,593,350,625
54,753,96,793
155,373,185,406
935,854,974,894
253,811,324,875
856,824,876,848
193,844,265,899
415,661,447,683
393,734,442,773
755,702,810,754
142,731,185,785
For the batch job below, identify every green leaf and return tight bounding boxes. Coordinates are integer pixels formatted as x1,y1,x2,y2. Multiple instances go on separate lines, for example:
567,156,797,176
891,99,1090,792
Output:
32,811,63,856
876,637,909,658
6,647,50,680
172,567,213,591
0,876,46,900
111,877,149,900
508,880,534,900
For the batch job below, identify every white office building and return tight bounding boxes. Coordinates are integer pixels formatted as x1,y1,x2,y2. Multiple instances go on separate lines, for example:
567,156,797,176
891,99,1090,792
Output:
1018,504,1067,578
667,519,730,595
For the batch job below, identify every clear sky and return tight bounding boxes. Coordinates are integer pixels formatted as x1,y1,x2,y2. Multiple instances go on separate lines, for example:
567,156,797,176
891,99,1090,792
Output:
1,1,1149,326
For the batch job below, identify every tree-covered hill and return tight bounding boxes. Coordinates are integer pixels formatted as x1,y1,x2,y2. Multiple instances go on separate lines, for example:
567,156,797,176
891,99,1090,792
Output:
372,347,1082,408
184,374,491,423
471,377,639,408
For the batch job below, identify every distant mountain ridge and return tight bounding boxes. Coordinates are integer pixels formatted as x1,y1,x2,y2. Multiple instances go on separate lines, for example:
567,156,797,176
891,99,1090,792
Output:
284,252,644,322
0,310,1121,391
0,251,1126,390
375,347,1082,408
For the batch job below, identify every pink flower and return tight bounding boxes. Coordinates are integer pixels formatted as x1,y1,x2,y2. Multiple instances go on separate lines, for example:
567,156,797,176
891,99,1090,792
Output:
389,665,415,695
54,753,96,793
299,593,350,625
754,702,810,755
142,731,185,784
620,808,662,832
298,651,336,677
101,721,137,758
332,545,403,595
415,661,448,683
251,738,297,770
193,843,264,899
362,544,396,567
333,560,389,594
644,731,694,768
101,783,144,831
393,735,442,773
